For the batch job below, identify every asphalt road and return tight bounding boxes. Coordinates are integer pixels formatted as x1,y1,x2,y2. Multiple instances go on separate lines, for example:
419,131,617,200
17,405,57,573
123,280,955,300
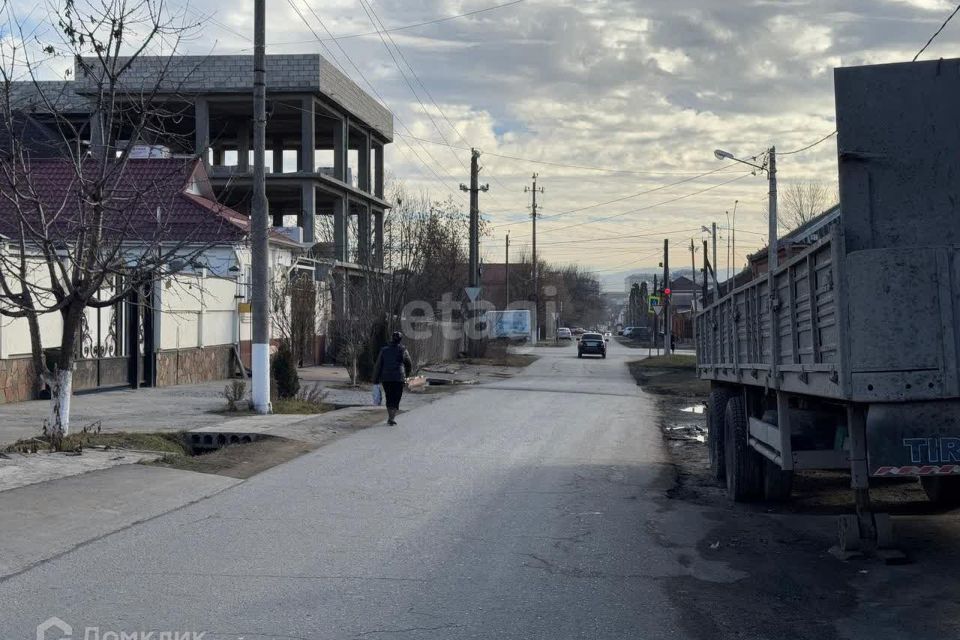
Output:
1,340,739,640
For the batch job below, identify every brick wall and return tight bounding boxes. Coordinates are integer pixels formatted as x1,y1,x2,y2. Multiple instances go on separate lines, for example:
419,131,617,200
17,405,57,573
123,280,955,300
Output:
0,357,37,403
156,345,234,388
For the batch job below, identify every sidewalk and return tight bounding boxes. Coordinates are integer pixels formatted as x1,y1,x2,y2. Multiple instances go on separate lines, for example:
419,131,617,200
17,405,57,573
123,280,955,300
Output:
0,365,372,447
0,358,528,582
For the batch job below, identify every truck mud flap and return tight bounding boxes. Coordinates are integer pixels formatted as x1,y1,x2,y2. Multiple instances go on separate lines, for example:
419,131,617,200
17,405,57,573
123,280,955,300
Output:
866,402,960,477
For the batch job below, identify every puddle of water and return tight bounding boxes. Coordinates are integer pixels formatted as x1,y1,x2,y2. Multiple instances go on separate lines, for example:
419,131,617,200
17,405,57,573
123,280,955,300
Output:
665,422,707,443
681,405,705,414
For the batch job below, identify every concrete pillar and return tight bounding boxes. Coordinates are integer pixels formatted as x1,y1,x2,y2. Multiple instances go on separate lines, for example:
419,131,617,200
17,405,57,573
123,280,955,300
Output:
194,98,209,159
300,96,315,173
272,209,284,227
213,147,224,166
272,138,284,174
373,209,384,267
357,203,371,263
334,196,348,262
333,117,348,182
374,143,384,198
301,182,316,244
358,130,371,193
237,121,250,171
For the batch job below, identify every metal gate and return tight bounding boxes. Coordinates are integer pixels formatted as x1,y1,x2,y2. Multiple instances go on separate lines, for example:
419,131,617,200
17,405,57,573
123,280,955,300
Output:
73,283,154,392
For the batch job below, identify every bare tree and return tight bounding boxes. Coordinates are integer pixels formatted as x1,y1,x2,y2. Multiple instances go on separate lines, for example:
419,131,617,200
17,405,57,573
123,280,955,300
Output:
779,180,838,231
0,0,210,441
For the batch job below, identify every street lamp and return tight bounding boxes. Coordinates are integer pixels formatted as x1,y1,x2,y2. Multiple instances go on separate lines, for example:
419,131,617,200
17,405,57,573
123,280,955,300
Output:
714,146,778,271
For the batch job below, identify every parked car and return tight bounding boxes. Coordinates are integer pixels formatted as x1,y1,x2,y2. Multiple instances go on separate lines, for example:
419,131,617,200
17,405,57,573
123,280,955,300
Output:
557,327,573,340
624,326,651,342
572,327,585,335
578,332,606,358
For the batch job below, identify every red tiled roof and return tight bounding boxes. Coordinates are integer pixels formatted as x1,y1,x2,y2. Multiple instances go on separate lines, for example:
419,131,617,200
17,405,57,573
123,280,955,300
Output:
0,157,249,244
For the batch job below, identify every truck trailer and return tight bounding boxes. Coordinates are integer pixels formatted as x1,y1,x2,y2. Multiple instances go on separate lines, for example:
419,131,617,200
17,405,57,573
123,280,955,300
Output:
695,58,960,551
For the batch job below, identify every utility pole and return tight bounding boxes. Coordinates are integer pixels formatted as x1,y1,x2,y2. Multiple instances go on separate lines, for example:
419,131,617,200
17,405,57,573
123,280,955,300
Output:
459,148,488,288
702,240,709,305
731,199,738,280
711,221,719,294
504,232,510,309
663,239,671,355
767,147,778,271
250,0,270,414
725,210,731,283
689,238,697,312
652,273,658,355
524,174,543,338
459,149,488,357
690,237,697,288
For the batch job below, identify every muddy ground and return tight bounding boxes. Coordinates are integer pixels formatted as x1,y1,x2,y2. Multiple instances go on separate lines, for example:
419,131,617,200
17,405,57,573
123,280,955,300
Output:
631,359,960,640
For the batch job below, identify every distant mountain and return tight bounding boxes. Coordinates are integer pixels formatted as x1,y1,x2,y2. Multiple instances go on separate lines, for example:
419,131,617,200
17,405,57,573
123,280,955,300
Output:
598,267,699,292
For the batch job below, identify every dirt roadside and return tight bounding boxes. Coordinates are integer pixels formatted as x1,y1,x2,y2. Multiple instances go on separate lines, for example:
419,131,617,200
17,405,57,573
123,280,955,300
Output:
629,355,960,640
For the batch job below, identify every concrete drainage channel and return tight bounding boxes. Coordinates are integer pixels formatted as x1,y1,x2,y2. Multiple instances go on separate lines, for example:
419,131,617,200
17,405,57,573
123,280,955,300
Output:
186,431,268,453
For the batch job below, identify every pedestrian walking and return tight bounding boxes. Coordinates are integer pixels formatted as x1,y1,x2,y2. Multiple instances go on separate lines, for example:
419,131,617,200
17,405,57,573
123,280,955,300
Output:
373,331,413,425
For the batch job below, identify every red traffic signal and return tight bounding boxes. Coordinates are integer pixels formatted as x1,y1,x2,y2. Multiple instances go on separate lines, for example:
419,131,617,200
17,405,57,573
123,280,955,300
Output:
664,288,671,296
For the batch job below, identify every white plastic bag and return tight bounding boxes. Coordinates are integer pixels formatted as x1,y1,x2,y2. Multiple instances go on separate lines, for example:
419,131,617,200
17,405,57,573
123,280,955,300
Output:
371,384,383,406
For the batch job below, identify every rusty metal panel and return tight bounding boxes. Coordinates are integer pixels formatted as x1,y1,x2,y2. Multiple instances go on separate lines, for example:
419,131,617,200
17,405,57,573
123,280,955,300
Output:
835,59,960,253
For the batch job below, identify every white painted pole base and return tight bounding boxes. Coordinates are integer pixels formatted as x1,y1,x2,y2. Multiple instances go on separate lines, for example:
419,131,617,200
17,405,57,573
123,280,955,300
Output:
251,342,272,414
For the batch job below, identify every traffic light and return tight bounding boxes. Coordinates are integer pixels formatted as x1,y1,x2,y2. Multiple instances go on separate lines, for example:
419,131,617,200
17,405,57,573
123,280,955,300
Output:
664,287,672,297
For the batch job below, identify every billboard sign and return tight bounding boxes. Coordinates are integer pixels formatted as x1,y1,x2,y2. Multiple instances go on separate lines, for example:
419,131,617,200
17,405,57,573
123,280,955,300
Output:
486,310,532,341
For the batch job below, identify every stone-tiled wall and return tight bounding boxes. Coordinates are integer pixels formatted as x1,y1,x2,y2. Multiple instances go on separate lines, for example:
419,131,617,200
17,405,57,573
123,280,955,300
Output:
0,357,37,403
156,345,233,388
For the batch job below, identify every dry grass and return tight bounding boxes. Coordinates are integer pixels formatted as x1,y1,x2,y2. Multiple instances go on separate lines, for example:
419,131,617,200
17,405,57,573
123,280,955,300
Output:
632,354,697,369
4,430,188,455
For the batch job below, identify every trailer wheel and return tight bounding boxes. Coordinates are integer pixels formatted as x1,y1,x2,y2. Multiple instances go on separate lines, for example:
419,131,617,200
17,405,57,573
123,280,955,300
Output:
920,476,960,506
707,389,733,483
724,394,764,502
763,458,793,502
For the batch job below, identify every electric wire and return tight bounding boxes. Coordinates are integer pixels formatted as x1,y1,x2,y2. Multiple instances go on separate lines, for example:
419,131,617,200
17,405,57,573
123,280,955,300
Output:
914,2,960,61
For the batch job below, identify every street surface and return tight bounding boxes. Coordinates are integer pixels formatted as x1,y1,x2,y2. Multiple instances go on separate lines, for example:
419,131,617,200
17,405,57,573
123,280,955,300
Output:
4,341,958,640
1,340,725,639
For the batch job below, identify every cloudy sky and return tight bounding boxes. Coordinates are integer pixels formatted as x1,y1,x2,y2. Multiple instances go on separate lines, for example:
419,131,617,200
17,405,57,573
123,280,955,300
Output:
9,0,960,288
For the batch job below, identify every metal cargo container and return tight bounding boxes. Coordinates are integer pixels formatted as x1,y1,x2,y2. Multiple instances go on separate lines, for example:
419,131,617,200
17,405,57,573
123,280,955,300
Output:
695,58,960,550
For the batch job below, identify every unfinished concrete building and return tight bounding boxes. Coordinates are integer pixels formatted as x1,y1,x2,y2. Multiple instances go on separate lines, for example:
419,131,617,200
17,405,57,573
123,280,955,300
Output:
7,53,394,368
79,53,393,266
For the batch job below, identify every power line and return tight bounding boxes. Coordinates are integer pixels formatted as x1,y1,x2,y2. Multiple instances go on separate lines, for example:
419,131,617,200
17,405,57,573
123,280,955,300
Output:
779,130,837,155
512,173,753,238
914,2,960,61
535,227,702,246
490,164,740,230
395,132,727,176
257,0,528,48
357,0,514,209
286,0,468,204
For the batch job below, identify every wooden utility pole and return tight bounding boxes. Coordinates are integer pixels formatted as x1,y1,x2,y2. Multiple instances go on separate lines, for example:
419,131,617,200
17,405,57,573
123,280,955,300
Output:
251,0,271,413
702,239,710,305
524,174,543,337
504,232,510,309
663,238,671,355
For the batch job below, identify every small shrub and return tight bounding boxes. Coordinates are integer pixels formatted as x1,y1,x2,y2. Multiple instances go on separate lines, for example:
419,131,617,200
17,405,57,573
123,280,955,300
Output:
223,379,248,411
296,383,327,405
272,341,300,399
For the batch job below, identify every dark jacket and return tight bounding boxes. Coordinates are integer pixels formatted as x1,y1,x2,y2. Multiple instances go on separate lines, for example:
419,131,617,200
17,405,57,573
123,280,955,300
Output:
373,343,413,383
